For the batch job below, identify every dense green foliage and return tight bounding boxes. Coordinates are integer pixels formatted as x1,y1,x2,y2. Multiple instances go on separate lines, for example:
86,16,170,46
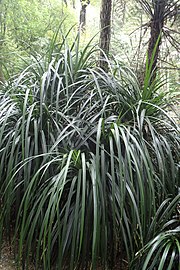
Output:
0,31,179,269
0,0,179,269
0,0,77,76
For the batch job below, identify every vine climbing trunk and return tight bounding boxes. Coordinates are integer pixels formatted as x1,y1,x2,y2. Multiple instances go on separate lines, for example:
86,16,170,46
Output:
99,0,112,71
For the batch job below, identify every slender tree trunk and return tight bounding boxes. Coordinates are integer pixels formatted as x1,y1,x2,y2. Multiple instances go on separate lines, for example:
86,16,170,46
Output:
147,0,166,76
0,66,5,83
80,5,86,31
79,0,90,32
99,0,112,71
63,0,68,7
137,0,179,85
72,0,75,8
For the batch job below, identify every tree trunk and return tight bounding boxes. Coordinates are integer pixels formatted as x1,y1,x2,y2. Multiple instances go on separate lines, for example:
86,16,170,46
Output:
99,0,112,71
63,0,68,7
0,66,5,83
79,0,90,32
147,0,166,76
72,0,75,8
80,5,86,31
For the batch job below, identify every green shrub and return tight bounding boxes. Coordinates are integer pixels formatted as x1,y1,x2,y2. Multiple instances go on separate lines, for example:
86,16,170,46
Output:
0,32,179,269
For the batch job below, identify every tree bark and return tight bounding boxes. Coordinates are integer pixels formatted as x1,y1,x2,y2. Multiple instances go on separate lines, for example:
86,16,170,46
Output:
147,0,166,75
99,0,112,71
79,0,90,32
63,0,68,7
72,0,75,8
0,66,5,83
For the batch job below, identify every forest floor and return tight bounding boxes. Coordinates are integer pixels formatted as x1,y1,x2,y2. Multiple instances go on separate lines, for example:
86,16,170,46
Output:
0,241,128,270
0,242,16,270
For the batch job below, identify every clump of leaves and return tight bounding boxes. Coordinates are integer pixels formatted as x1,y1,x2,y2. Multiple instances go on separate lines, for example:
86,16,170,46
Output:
0,30,179,270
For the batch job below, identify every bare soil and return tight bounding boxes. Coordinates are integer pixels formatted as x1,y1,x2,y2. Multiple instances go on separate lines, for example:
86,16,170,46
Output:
0,243,16,270
0,242,128,270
